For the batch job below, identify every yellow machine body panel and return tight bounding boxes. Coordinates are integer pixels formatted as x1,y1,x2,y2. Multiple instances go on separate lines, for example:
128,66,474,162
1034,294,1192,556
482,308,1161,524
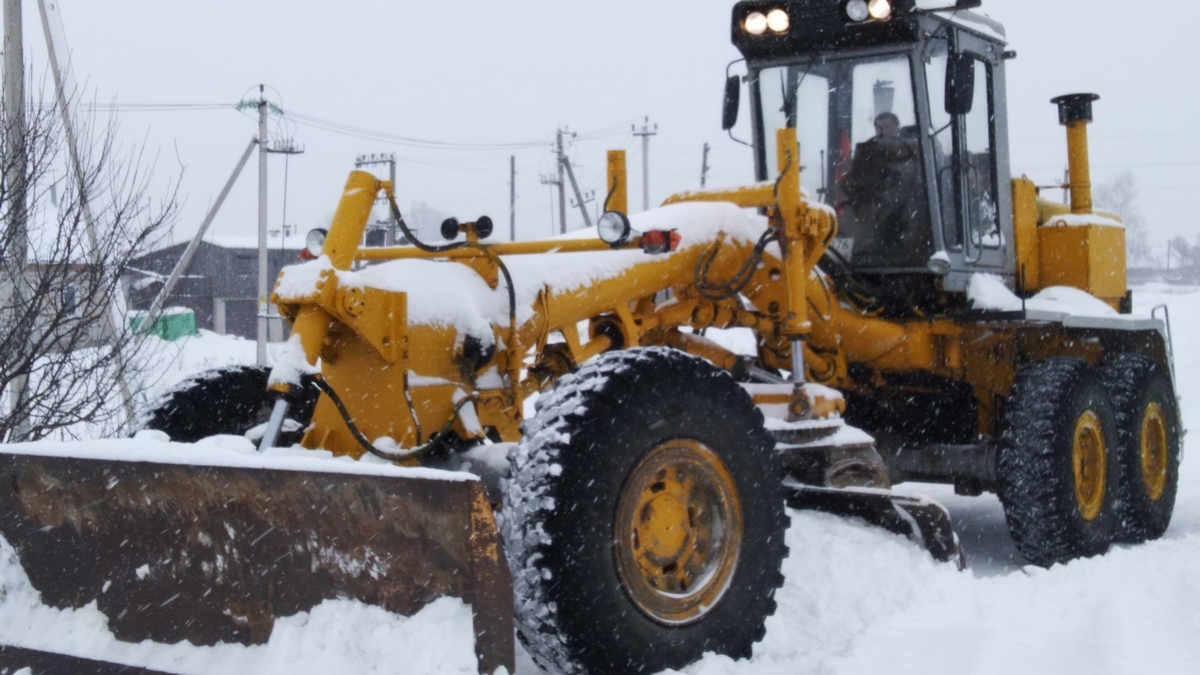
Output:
1038,221,1128,304
1012,176,1128,306
1012,177,1041,291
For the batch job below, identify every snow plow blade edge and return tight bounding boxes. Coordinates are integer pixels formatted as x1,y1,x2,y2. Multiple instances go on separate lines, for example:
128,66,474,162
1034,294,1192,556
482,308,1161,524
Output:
785,483,966,569
0,645,174,675
0,452,514,675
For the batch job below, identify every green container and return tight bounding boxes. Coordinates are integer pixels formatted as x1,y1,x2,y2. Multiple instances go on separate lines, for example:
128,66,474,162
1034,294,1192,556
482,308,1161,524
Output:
130,309,197,341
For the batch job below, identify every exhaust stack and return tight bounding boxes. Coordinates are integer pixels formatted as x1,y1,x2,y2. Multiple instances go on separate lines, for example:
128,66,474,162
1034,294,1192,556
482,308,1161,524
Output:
1051,93,1100,214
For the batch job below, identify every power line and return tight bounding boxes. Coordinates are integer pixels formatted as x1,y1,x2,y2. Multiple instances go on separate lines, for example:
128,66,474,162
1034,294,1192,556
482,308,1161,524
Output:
285,110,639,152
1012,131,1200,143
77,100,640,155
1020,160,1200,170
80,102,233,111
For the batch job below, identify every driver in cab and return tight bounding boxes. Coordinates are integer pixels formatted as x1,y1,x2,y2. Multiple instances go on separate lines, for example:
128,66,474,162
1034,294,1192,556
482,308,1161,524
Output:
843,112,924,253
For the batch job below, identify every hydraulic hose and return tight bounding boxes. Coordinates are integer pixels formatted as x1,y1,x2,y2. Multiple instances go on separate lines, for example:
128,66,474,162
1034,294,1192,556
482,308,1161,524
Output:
311,375,478,463
693,228,778,301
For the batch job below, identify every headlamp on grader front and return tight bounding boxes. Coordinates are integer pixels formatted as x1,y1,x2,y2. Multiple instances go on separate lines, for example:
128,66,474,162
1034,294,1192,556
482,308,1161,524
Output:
597,210,632,246
441,215,495,242
300,227,328,260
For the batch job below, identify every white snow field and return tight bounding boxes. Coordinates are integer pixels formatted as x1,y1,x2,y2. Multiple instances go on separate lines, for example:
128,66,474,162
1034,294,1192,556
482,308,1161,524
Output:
0,285,1196,674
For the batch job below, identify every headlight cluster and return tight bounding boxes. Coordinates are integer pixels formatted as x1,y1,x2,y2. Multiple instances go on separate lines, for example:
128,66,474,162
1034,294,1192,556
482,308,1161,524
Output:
846,0,892,22
742,8,790,36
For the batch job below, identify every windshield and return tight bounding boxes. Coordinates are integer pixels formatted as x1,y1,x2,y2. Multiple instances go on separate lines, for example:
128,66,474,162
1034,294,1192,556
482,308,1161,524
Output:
756,53,933,268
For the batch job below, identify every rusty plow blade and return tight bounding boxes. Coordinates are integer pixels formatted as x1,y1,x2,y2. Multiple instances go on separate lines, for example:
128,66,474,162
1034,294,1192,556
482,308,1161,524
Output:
785,482,966,569
0,452,514,675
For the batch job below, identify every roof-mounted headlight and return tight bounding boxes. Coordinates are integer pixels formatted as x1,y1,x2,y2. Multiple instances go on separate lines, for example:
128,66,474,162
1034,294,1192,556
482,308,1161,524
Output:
766,8,790,33
597,211,633,247
846,0,869,21
868,0,892,20
743,11,768,36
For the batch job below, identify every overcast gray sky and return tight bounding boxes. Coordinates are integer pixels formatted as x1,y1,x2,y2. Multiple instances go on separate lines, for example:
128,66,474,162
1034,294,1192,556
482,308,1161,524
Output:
16,0,1199,257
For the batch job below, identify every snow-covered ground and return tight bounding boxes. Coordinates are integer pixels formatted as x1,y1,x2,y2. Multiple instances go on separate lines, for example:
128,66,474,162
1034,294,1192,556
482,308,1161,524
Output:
0,285,1197,674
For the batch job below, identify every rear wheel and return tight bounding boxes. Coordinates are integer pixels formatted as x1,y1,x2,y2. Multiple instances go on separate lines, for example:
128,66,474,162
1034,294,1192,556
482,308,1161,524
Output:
502,347,787,674
140,366,318,445
998,358,1120,566
1100,353,1181,542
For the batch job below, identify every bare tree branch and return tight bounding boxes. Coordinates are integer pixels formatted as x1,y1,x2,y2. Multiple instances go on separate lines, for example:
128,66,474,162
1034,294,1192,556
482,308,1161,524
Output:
0,78,177,441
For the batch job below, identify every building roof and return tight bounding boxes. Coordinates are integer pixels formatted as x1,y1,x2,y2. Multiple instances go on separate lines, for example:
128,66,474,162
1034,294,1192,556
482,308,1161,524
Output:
152,231,306,254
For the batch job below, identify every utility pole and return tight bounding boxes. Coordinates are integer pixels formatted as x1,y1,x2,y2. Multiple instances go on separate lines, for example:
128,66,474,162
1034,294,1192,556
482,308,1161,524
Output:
354,153,396,244
540,138,565,235
700,142,711,188
555,129,567,233
4,0,29,439
256,85,269,366
632,117,657,211
37,0,136,429
236,86,302,365
562,154,593,229
542,128,593,232
509,155,516,241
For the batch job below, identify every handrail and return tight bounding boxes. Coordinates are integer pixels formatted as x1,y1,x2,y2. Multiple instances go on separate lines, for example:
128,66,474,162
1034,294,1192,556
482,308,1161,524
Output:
1151,303,1176,386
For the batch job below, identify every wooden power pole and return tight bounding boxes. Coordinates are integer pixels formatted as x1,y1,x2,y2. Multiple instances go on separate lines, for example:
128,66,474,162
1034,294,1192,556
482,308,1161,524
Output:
632,117,657,211
3,0,29,438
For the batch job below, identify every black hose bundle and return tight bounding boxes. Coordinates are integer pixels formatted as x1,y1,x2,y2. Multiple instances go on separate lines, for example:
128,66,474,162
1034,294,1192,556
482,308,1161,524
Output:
311,376,478,464
693,228,778,301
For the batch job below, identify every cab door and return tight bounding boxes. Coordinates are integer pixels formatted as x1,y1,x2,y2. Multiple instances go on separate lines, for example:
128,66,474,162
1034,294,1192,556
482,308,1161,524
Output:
926,27,1014,284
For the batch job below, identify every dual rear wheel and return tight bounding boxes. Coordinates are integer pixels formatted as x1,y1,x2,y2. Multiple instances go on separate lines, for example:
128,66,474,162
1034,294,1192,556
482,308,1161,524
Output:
998,355,1180,567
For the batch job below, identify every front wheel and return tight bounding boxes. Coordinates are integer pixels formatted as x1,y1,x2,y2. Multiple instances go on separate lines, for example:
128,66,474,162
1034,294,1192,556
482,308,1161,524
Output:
502,347,788,674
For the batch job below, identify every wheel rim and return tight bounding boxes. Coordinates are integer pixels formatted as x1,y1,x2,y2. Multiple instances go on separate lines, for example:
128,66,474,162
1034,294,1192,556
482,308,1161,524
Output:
614,439,743,626
1141,402,1169,501
1072,410,1107,521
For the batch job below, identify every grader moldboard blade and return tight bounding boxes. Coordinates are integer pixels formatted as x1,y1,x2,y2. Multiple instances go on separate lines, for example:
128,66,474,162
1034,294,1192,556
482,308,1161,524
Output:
0,450,514,675
785,482,966,569
0,645,175,674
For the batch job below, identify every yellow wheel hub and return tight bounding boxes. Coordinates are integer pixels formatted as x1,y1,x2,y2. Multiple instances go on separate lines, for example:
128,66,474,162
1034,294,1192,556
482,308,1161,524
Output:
1072,410,1107,522
1140,402,1169,502
614,439,742,625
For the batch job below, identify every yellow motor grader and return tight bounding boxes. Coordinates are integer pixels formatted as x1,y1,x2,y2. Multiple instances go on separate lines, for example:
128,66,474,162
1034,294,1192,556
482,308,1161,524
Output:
0,2,1179,675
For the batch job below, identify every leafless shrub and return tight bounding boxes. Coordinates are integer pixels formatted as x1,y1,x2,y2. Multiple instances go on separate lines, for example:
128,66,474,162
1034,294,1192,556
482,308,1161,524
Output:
0,82,177,441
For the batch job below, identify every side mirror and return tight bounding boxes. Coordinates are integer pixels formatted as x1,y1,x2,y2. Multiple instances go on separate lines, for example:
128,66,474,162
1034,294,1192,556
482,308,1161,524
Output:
945,53,975,116
722,75,741,130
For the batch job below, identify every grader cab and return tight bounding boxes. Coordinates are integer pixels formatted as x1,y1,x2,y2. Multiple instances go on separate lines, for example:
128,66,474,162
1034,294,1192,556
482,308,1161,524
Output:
0,2,1179,675
725,0,1178,565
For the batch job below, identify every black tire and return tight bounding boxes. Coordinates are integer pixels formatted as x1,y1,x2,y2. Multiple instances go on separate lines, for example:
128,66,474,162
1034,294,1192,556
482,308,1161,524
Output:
502,347,788,675
998,358,1121,567
1099,353,1181,543
139,366,319,445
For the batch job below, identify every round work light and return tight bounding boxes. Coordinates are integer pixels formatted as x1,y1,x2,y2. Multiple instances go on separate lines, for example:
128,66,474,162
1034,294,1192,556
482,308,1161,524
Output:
305,228,327,257
846,0,869,21
597,211,633,246
766,8,790,33
744,11,768,36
